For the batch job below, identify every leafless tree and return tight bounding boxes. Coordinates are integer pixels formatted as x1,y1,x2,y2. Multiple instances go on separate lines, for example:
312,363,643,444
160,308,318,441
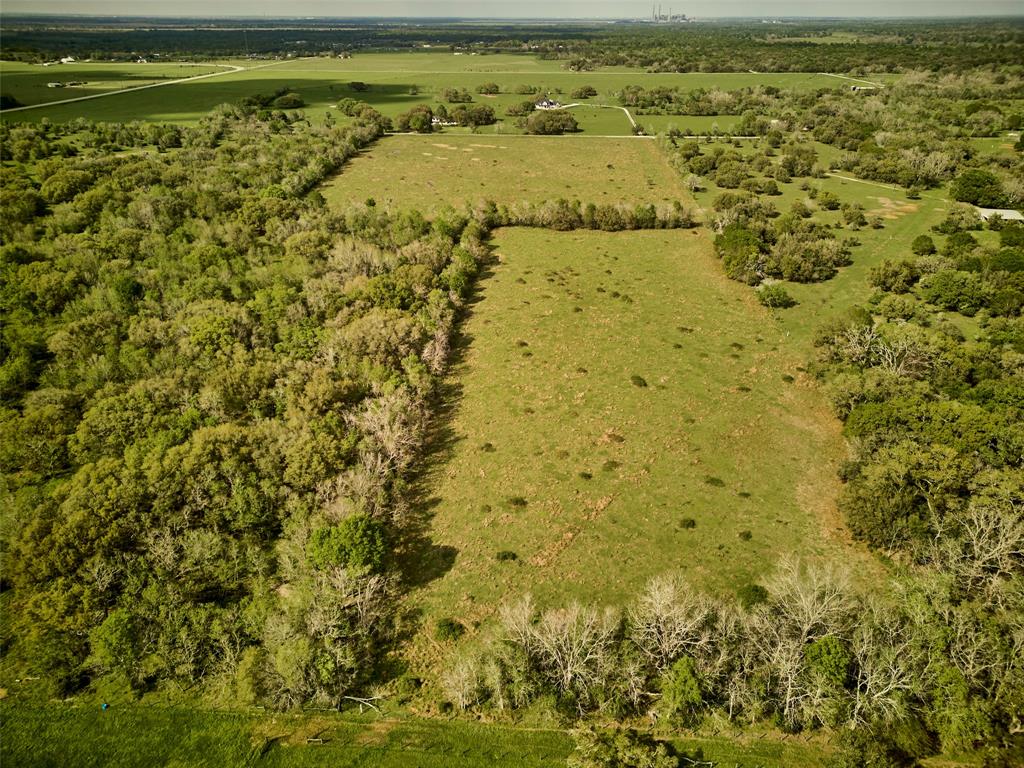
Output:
628,573,718,672
850,601,923,726
765,557,854,644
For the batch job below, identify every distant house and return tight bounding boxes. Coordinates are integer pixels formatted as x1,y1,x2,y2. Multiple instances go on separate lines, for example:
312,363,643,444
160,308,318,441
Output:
47,82,64,88
59,56,75,64
535,97,562,110
430,116,458,127
850,85,878,92
976,207,1024,222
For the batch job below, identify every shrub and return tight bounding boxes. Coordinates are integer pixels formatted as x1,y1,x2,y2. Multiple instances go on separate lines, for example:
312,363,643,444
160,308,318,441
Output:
680,517,697,529
496,550,518,562
435,617,466,642
738,529,752,541
571,85,598,99
475,82,500,94
736,583,768,609
911,234,937,255
630,375,648,387
757,283,796,308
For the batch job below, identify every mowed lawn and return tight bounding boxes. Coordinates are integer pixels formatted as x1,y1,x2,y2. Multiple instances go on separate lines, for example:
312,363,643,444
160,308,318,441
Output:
3,53,858,130
403,225,873,633
324,134,690,213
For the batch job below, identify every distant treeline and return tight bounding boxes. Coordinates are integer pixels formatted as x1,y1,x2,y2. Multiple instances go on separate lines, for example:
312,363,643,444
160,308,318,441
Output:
1,18,1022,72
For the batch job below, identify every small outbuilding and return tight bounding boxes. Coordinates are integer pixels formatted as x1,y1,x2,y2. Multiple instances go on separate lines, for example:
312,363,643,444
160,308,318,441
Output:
976,207,1024,222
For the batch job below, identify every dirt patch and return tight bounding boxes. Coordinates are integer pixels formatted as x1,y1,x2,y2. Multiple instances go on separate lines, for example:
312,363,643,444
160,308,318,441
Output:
867,196,919,220
354,718,398,746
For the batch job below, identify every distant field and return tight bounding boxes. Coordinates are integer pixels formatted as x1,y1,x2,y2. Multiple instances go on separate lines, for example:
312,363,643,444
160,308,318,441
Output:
402,225,871,635
0,61,226,107
2,53,869,131
323,134,689,212
0,704,829,767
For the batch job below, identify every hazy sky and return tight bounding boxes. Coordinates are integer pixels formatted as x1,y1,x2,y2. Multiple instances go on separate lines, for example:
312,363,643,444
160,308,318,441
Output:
3,1,1022,18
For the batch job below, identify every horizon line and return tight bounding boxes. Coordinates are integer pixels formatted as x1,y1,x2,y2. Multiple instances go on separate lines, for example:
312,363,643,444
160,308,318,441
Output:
2,12,1024,20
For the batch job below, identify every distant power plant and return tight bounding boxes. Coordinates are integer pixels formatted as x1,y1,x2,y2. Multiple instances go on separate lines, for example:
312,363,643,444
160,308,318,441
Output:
651,5,688,22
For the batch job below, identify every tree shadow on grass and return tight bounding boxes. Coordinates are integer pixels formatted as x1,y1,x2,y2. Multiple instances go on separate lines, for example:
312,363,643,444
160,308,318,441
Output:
394,262,497,591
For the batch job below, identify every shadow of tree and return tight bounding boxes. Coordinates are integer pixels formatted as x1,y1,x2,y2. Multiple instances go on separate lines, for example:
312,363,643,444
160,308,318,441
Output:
393,261,496,591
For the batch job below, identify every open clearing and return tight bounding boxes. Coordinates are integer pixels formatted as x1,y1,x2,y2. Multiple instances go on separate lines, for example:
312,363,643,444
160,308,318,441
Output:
324,134,690,212
2,53,865,131
402,225,872,635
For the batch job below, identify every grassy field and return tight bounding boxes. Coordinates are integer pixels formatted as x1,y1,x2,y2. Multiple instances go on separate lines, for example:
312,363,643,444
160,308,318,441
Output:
401,225,873,637
324,134,688,213
0,703,831,768
0,61,227,107
2,53,864,131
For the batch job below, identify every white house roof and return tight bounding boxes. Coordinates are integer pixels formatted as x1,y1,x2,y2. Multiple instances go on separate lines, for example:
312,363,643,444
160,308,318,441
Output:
976,207,1024,221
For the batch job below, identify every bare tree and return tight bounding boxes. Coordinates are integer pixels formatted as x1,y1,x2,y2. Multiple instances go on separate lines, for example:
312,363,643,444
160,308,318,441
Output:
628,573,718,672
765,557,854,644
850,601,923,726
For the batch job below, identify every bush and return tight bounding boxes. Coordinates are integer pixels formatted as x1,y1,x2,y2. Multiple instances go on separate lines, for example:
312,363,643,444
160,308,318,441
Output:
680,517,697,529
435,617,466,642
911,234,936,255
630,375,648,387
736,583,768,609
271,92,305,109
441,87,473,103
571,85,598,99
757,283,796,308
496,550,518,561
475,82,499,95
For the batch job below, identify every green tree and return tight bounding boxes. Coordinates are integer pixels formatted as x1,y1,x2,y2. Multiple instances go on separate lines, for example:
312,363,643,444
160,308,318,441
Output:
308,513,386,572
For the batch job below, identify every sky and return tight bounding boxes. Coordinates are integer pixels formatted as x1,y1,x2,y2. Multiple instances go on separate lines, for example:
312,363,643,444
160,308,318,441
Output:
2,0,1021,17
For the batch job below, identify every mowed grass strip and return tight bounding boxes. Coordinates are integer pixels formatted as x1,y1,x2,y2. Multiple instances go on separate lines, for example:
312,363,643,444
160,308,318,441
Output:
324,134,690,213
404,226,871,630
0,703,829,767
0,704,572,768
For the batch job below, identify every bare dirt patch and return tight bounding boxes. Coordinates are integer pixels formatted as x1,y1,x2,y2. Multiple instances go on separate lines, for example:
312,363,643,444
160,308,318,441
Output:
868,196,920,220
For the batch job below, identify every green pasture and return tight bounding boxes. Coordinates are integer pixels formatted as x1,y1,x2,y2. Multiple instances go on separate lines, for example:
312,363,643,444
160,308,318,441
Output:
2,53,861,131
0,61,226,107
402,225,873,638
324,134,687,213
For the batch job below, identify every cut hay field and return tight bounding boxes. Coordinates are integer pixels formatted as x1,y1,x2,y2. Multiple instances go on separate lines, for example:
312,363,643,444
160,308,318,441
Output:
0,61,228,107
2,53,865,131
402,225,874,634
324,134,688,213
